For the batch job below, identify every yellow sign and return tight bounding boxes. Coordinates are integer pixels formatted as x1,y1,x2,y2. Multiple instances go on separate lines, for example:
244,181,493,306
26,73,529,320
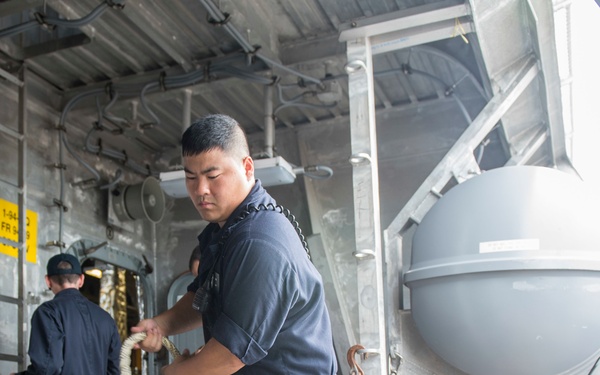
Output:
0,198,38,263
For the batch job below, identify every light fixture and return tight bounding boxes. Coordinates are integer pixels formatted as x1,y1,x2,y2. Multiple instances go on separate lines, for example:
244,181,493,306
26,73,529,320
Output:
84,268,103,279
159,170,188,199
253,156,296,187
83,259,108,279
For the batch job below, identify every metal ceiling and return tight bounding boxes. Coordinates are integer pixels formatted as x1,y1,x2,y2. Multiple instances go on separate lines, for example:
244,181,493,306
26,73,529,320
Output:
0,0,497,168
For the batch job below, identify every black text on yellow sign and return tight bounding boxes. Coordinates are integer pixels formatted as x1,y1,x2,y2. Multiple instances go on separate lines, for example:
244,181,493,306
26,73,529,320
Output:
0,198,38,263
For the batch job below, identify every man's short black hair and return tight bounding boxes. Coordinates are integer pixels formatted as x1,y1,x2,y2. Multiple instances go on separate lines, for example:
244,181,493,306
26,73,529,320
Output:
181,114,249,159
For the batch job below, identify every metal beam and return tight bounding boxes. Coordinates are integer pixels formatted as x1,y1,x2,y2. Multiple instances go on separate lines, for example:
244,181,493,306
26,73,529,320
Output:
370,17,473,55
120,0,193,71
339,1,470,42
0,353,19,362
0,121,24,140
505,125,548,166
47,0,147,73
0,294,18,304
0,65,24,87
17,65,28,373
21,33,91,60
60,52,266,108
0,0,44,16
527,0,574,172
346,36,387,374
281,33,345,66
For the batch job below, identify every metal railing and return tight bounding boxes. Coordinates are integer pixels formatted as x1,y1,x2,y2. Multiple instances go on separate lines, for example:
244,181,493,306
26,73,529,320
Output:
0,65,28,372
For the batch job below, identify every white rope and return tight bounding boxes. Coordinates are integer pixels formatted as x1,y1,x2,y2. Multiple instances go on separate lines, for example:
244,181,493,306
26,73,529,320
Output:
120,332,181,375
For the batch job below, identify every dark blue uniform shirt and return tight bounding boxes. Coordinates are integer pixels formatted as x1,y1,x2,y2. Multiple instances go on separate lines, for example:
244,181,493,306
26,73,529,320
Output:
188,180,338,374
18,288,121,375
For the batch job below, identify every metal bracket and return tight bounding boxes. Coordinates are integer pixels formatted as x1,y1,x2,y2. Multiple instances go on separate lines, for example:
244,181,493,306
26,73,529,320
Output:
45,240,65,248
52,198,68,212
389,350,403,375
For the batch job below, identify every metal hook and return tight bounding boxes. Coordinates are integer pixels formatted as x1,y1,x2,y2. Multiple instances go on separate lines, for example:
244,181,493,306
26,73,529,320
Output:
347,345,365,375
349,152,372,166
344,60,368,74
389,350,403,375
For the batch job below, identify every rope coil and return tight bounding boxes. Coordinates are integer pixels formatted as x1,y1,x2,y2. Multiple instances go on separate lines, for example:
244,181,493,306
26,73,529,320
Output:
120,332,180,375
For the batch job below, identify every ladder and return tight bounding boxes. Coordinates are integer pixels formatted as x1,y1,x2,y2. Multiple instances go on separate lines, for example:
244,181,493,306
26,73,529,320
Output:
0,65,28,372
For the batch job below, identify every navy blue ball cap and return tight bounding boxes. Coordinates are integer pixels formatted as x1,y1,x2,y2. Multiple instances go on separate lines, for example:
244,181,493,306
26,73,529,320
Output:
47,253,82,276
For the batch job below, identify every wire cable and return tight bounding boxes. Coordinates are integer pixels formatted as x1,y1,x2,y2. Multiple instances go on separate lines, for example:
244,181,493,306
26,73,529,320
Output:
197,0,321,85
294,165,334,180
41,2,110,28
0,20,38,38
0,0,117,38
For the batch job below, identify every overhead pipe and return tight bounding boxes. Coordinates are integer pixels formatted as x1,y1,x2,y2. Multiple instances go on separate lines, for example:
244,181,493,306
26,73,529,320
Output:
49,0,330,198
274,82,337,116
182,89,192,134
197,0,322,85
0,0,123,39
137,62,273,127
57,58,274,182
293,165,334,180
261,76,333,181
181,89,193,165
263,82,275,158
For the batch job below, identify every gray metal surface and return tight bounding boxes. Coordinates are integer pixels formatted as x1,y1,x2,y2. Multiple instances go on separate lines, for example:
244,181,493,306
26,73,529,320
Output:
0,0,486,148
406,166,600,375
346,36,387,373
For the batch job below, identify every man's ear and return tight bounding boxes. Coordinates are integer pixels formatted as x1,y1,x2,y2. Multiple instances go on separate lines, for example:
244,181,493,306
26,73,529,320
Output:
78,274,85,288
243,156,254,180
45,275,51,290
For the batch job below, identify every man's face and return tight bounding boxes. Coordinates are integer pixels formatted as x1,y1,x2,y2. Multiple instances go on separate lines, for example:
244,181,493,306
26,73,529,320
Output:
183,148,254,227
